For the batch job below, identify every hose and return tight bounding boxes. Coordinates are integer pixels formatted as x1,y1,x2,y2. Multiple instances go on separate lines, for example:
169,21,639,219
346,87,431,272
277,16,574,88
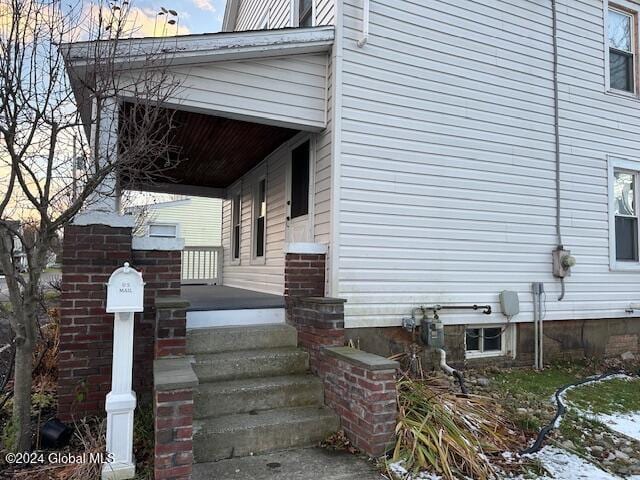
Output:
521,371,626,454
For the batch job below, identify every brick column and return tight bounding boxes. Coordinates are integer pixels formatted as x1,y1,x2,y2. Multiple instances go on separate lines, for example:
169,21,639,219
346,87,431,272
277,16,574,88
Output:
284,253,326,320
154,359,197,480
290,297,346,374
154,297,189,358
58,224,133,421
321,347,399,458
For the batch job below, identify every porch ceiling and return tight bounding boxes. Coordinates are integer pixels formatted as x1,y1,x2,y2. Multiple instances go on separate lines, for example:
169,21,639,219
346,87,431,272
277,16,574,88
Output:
121,105,298,194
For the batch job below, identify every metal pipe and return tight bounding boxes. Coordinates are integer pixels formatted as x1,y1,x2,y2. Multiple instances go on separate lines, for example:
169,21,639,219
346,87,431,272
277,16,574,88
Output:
538,288,544,369
436,348,468,395
357,0,369,47
551,0,562,249
532,283,539,370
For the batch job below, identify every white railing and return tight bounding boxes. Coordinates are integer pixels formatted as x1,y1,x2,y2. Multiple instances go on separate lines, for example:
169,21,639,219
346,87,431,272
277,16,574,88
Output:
181,246,223,285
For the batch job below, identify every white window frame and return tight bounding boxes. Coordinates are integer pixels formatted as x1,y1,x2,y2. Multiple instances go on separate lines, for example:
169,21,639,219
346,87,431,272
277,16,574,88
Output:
608,155,640,270
464,324,516,359
291,0,315,27
229,183,242,266
251,169,268,265
605,1,639,97
147,223,178,238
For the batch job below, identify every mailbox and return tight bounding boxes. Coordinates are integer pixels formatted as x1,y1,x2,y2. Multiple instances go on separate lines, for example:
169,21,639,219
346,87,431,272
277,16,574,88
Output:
106,262,145,313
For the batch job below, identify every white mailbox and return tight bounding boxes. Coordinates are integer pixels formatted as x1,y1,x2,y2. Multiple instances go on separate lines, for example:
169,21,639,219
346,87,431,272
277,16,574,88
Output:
106,262,144,313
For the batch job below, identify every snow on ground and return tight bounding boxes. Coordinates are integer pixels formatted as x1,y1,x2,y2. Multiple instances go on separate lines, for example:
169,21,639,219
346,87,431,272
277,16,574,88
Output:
588,411,640,442
530,447,620,479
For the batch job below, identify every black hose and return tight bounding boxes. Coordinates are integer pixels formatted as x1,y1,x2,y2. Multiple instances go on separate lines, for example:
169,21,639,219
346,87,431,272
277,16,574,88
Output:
452,369,468,395
521,370,625,454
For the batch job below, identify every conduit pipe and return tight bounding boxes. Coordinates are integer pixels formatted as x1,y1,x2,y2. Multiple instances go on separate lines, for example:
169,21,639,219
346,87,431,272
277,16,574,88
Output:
357,0,369,47
437,348,468,395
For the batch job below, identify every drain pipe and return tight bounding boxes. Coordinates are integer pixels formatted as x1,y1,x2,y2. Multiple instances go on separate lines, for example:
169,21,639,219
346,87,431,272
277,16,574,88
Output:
436,348,468,395
357,0,369,47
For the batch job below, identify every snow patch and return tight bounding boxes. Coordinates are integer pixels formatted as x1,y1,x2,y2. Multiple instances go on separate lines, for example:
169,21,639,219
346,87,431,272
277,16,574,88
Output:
530,446,619,480
591,411,640,442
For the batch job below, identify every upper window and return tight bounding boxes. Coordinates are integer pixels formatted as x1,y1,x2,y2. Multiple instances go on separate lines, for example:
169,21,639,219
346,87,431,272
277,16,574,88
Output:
608,7,636,93
254,178,266,258
298,0,313,27
231,193,241,261
614,169,639,261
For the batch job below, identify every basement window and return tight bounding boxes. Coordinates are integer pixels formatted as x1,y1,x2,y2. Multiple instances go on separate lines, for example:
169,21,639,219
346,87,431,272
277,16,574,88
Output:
465,326,504,358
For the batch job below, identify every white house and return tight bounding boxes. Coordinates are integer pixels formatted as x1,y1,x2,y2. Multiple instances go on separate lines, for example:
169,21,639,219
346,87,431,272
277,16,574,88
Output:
62,0,640,364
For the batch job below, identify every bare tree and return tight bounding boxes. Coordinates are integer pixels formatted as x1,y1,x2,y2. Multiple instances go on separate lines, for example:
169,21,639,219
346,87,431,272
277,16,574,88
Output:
0,0,182,451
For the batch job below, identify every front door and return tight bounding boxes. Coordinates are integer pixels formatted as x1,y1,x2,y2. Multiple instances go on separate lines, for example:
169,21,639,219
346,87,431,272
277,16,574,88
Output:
286,138,312,243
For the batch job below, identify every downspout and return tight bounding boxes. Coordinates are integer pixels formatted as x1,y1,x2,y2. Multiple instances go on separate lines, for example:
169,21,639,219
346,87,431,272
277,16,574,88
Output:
357,0,369,47
436,348,468,395
551,0,566,302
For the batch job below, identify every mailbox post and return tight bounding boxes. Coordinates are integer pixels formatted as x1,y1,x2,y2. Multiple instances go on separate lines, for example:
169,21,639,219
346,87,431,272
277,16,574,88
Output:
102,262,144,480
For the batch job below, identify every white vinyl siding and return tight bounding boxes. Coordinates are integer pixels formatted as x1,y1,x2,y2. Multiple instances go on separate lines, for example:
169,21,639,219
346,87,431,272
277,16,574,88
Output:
338,0,640,328
146,197,222,247
235,0,334,31
119,53,329,131
222,145,288,294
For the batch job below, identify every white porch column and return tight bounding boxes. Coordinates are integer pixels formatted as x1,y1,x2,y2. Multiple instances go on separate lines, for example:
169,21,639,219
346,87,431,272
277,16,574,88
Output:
73,96,132,228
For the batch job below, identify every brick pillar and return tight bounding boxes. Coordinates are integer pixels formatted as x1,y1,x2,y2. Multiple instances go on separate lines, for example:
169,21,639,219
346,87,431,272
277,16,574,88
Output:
284,253,326,320
154,297,189,358
58,224,133,421
132,249,182,390
154,380,195,480
321,347,399,457
290,297,346,374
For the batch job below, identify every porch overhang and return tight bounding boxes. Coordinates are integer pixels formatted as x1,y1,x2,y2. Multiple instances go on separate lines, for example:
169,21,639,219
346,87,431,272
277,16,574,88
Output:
62,26,333,134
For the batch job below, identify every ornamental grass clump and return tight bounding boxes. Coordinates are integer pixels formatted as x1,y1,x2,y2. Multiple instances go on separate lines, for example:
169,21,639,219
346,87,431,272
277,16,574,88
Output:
391,376,522,480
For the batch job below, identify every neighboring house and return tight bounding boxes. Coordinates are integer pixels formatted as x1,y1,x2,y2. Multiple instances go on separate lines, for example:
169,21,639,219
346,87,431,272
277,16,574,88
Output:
0,221,27,273
132,195,223,248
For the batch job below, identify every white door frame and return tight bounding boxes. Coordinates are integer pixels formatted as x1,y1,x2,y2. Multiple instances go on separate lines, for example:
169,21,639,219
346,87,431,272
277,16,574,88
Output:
285,134,315,244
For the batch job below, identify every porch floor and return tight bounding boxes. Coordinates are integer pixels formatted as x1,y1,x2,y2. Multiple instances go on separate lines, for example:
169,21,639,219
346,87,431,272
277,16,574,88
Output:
181,285,285,311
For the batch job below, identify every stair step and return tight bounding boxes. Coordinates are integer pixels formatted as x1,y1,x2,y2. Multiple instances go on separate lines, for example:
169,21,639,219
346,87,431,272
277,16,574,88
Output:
187,324,297,355
194,375,324,419
191,347,309,382
193,406,340,463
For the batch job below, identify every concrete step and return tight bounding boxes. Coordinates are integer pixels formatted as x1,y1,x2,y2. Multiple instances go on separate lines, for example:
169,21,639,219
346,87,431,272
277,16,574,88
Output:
187,324,297,355
194,375,324,419
191,347,309,383
193,406,340,463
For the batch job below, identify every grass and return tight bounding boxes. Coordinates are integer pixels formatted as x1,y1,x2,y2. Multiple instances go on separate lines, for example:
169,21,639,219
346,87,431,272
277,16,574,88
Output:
565,378,640,415
492,365,585,398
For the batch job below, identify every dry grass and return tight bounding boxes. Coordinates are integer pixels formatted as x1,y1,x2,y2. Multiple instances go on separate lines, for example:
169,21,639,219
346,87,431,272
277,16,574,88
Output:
389,374,526,480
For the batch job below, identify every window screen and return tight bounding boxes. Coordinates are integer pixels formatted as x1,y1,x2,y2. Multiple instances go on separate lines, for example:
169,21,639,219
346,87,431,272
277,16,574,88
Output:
609,9,635,92
290,141,310,219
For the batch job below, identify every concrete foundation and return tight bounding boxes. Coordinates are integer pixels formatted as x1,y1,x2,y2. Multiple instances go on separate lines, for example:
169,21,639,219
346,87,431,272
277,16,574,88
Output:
345,316,640,369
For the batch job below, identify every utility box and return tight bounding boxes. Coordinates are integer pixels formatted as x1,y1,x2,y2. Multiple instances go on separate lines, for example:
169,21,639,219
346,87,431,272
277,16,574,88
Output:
499,290,519,317
552,247,576,278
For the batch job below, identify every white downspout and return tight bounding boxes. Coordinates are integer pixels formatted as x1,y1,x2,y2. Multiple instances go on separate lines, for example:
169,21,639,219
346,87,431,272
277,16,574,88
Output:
357,0,369,47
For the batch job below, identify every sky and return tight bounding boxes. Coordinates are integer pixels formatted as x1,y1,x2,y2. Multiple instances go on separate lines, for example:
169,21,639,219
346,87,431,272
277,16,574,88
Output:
127,0,227,36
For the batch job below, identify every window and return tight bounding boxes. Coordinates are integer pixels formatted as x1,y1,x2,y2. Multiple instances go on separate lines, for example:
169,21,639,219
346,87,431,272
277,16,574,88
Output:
608,6,636,93
290,140,310,219
614,169,639,261
298,0,313,27
231,194,241,261
259,11,270,29
465,326,505,358
148,224,177,238
254,178,266,258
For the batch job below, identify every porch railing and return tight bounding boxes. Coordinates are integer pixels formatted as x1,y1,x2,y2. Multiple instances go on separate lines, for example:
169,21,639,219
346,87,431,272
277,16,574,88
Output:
181,246,223,285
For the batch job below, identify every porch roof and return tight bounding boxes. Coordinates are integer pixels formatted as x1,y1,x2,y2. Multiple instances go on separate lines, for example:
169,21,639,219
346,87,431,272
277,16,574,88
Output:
62,27,334,198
